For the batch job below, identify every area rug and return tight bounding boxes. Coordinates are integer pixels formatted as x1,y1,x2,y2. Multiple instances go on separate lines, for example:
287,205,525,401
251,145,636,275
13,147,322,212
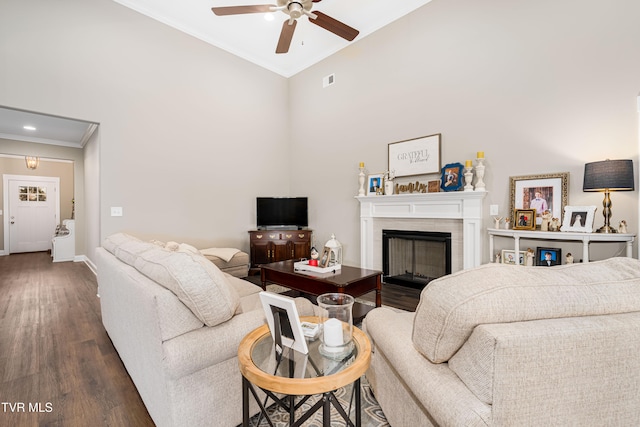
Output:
246,376,389,427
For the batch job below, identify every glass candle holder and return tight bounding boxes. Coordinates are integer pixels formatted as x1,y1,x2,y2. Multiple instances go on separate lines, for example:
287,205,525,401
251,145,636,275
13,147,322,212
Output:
317,293,354,359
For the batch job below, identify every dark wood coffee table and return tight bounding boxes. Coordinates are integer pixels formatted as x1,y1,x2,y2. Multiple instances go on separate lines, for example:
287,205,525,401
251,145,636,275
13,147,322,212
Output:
260,260,382,322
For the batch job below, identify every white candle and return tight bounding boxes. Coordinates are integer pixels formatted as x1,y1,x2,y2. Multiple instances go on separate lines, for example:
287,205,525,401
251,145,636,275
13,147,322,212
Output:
323,318,343,347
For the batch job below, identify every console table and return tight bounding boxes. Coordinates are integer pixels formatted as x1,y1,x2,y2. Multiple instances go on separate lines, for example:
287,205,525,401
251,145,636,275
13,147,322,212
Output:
488,228,635,265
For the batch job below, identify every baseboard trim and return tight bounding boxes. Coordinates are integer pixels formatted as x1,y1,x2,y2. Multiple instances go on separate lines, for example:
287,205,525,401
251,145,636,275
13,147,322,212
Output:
75,255,97,276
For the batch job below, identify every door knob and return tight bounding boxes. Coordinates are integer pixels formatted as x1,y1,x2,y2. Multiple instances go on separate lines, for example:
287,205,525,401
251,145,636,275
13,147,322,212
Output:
10,221,15,224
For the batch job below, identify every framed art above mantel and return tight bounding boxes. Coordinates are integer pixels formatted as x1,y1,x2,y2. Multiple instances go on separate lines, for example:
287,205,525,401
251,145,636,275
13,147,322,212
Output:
388,134,441,178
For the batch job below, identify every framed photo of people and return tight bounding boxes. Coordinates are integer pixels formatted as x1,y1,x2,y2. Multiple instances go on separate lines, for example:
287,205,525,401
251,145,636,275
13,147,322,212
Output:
509,172,569,227
440,162,464,192
513,208,536,230
536,247,562,266
501,249,526,265
367,174,383,195
560,205,597,232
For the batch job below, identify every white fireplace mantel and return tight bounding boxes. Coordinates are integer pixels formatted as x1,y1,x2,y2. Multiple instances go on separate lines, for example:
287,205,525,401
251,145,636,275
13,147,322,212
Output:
356,192,487,271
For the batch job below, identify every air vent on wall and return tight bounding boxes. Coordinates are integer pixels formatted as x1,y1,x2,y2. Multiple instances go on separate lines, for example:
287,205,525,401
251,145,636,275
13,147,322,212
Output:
323,73,335,88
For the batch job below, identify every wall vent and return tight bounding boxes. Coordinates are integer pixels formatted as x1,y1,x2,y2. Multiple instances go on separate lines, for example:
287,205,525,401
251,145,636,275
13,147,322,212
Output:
323,73,335,88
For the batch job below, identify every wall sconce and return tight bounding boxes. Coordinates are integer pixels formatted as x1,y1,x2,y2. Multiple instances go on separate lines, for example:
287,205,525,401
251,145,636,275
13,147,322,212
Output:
583,159,635,233
25,156,40,170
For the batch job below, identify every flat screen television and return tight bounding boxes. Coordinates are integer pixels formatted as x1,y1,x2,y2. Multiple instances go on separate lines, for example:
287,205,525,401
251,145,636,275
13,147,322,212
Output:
257,197,308,229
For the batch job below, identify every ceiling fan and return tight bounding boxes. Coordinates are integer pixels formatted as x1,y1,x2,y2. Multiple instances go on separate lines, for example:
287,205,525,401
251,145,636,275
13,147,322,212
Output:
211,0,359,54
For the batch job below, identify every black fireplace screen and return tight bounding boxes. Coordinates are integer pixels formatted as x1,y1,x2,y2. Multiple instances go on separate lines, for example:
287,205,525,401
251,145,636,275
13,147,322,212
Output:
382,229,452,288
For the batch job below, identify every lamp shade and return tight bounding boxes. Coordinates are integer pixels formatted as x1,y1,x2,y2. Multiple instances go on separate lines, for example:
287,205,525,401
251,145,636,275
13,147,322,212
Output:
583,159,635,192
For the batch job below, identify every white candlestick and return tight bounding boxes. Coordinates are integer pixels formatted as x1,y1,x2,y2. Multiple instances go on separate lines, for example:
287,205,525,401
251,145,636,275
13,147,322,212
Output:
474,158,486,191
463,167,474,192
323,318,343,346
358,167,366,196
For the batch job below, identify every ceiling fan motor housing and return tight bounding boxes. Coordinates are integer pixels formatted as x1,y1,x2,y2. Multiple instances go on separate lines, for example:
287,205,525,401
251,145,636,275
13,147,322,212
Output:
278,0,313,19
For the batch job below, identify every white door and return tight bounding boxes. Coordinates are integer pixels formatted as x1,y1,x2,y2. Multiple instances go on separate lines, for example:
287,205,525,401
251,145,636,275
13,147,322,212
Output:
6,176,59,253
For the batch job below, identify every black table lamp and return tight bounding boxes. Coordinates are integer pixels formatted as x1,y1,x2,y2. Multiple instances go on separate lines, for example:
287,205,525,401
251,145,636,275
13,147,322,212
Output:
583,159,635,233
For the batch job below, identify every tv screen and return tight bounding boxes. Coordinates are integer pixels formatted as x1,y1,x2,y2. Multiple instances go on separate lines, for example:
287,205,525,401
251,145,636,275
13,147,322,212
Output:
257,197,308,229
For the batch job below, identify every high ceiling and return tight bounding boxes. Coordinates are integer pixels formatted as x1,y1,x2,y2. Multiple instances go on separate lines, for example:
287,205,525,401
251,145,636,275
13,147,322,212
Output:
1,1,433,147
113,0,433,77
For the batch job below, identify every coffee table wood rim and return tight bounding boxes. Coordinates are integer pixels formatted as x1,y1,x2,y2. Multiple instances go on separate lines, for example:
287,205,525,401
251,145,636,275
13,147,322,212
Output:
260,260,383,308
238,316,371,396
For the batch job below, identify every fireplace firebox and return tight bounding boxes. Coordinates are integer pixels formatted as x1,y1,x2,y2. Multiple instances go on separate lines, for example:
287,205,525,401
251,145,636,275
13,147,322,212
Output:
382,229,452,289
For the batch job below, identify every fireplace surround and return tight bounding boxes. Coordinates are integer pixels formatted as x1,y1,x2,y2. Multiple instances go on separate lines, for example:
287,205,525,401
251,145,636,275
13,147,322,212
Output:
356,192,486,272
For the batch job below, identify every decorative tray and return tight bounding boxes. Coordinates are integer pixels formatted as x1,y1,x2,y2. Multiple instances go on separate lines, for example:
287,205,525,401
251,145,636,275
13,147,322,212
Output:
293,260,342,274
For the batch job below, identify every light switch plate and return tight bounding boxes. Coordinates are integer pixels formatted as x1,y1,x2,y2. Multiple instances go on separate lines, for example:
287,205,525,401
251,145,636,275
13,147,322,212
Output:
111,207,123,217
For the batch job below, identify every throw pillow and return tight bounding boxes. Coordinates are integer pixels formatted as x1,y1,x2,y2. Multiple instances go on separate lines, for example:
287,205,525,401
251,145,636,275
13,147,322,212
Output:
134,247,240,327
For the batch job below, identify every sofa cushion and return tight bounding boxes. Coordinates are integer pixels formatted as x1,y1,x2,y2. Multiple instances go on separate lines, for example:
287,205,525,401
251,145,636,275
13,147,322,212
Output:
413,257,640,363
133,247,240,327
103,232,140,255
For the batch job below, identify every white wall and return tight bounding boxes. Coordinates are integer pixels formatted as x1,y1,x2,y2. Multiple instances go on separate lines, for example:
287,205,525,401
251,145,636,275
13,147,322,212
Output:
84,129,100,268
0,0,291,254
1,0,639,265
288,0,640,264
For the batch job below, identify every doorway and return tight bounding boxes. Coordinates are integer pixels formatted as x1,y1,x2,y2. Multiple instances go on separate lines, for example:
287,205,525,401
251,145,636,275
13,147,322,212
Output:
3,174,60,253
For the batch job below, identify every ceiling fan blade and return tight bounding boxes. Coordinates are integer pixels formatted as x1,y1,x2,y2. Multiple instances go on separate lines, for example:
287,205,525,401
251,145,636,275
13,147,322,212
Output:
276,19,297,54
211,5,274,16
309,11,359,41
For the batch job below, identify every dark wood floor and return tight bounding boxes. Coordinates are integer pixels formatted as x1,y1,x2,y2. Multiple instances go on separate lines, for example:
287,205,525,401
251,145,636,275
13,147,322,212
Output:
358,283,422,312
0,252,421,427
0,252,154,427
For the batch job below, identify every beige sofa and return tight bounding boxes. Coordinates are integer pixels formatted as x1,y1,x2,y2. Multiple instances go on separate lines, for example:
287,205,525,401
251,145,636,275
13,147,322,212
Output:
96,233,316,427
364,257,640,426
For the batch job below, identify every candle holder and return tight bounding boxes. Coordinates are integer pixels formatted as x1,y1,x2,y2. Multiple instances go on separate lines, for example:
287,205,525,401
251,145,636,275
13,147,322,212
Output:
463,167,474,192
474,158,486,191
317,293,354,360
358,167,366,196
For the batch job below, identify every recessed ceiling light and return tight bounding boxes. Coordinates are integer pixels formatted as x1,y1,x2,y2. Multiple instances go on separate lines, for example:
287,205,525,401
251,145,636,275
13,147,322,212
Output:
264,13,275,21
23,125,36,131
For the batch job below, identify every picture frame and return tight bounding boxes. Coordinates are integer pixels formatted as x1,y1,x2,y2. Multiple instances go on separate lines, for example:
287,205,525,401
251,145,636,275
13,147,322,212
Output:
509,172,569,227
259,292,308,354
388,133,441,178
513,208,536,230
536,247,562,266
367,174,383,196
560,206,597,233
428,180,440,193
440,163,464,192
319,246,331,268
501,249,526,265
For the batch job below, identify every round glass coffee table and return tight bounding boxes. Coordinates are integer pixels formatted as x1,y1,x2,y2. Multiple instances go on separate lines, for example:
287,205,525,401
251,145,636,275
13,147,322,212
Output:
238,316,371,427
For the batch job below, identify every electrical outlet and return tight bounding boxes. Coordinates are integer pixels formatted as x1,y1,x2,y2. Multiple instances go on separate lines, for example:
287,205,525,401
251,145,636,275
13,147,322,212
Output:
490,204,499,216
111,207,123,217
